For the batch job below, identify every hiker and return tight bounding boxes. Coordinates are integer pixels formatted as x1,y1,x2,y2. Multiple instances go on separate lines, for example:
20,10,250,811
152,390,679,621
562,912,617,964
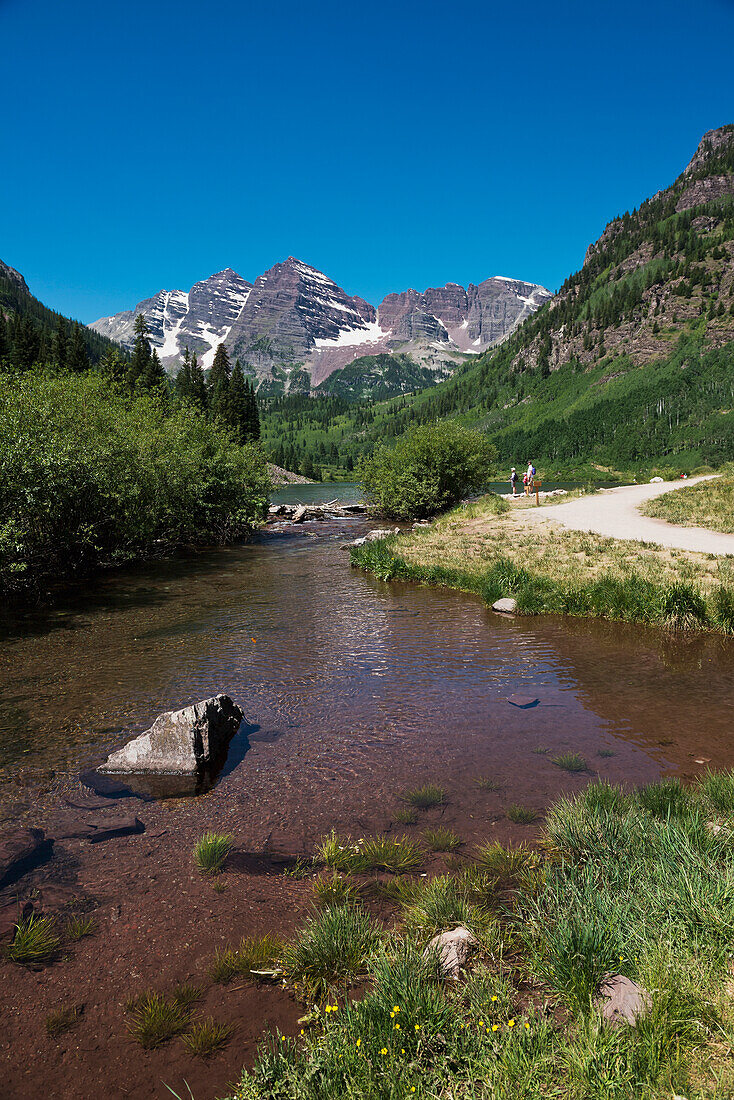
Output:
525,460,535,495
509,467,518,496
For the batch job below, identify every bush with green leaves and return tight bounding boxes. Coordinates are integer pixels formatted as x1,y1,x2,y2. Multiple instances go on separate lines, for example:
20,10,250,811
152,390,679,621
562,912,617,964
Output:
358,421,496,520
0,369,271,600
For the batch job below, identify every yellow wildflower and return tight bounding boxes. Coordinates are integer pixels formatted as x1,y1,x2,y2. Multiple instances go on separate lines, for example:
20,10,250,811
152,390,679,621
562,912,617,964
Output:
508,1019,515,1028
395,1023,401,1030
381,1047,388,1055
492,1024,499,1032
356,1039,361,1047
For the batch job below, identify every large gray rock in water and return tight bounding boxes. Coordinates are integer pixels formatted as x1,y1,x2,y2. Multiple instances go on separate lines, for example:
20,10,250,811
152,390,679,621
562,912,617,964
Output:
424,926,477,978
98,695,243,776
598,974,651,1027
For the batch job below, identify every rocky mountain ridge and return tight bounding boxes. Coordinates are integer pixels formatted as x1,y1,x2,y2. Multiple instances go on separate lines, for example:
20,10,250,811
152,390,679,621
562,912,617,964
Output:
89,257,550,393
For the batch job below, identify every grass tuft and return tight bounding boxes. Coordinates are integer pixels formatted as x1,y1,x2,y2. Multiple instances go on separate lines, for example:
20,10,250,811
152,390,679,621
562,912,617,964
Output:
316,831,423,874
475,776,501,790
422,827,461,852
66,914,97,941
312,873,358,909
551,752,587,773
127,992,191,1049
45,1004,81,1037
181,1017,234,1058
403,784,445,810
507,804,538,824
393,807,418,825
211,934,282,984
280,904,381,1000
193,832,233,874
5,915,60,967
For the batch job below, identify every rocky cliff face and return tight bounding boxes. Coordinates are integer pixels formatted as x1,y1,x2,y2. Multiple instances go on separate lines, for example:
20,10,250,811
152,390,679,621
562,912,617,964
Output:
378,278,551,353
89,269,252,370
0,260,30,295
508,124,734,377
90,258,550,391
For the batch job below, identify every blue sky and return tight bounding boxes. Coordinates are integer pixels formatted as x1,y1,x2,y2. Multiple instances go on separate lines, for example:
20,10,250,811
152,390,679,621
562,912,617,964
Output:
2,0,733,322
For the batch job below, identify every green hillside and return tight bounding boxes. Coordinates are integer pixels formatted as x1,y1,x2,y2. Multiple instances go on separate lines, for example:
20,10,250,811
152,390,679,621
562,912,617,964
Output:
259,125,734,476
0,259,120,369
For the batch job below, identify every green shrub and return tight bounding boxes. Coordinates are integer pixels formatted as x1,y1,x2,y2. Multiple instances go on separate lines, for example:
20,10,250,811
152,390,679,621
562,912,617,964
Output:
0,370,271,600
193,832,233,874
358,421,496,520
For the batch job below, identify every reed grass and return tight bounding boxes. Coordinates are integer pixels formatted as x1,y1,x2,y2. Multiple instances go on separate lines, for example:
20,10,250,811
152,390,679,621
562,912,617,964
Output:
5,915,60,967
403,784,446,810
193,832,233,874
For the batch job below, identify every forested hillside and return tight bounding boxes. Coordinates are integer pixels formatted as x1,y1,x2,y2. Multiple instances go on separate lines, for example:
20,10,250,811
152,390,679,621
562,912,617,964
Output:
0,259,120,369
260,125,734,476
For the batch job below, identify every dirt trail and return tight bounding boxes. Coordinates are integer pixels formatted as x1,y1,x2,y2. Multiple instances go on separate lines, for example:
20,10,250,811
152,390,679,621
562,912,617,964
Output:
521,475,734,554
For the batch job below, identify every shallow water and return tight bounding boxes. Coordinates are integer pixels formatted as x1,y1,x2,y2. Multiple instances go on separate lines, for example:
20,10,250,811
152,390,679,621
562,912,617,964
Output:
1,519,732,811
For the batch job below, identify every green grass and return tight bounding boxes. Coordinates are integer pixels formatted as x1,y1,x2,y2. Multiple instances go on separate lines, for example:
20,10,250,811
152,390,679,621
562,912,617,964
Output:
312,873,358,909
642,474,734,534
393,807,418,825
66,914,97,941
193,832,233,874
127,992,192,1049
5,915,60,967
506,804,539,824
350,492,734,635
280,904,381,1001
551,752,588,773
223,770,734,1099
474,776,501,790
181,1017,235,1057
422,827,461,852
403,784,446,810
316,831,424,874
211,934,282,984
399,875,490,943
45,1005,81,1037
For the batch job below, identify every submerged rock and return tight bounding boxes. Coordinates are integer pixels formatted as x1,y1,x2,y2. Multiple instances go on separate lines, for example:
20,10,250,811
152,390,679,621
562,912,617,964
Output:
0,827,47,889
598,974,651,1027
492,597,518,613
98,694,243,777
424,926,477,978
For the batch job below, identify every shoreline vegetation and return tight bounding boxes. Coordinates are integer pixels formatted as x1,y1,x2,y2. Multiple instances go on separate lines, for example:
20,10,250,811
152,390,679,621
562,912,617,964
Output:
0,370,271,604
219,771,734,1099
351,492,734,633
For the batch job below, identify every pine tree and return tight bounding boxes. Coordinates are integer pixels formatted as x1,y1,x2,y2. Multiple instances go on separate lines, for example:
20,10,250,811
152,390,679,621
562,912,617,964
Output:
175,346,193,402
227,359,250,443
67,322,90,372
190,352,208,410
208,343,231,421
129,313,152,388
246,378,261,441
140,347,167,393
52,316,69,370
100,347,128,384
0,311,8,365
12,316,40,370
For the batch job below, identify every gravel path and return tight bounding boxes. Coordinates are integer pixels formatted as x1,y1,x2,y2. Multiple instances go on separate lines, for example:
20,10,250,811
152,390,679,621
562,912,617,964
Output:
521,475,734,555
